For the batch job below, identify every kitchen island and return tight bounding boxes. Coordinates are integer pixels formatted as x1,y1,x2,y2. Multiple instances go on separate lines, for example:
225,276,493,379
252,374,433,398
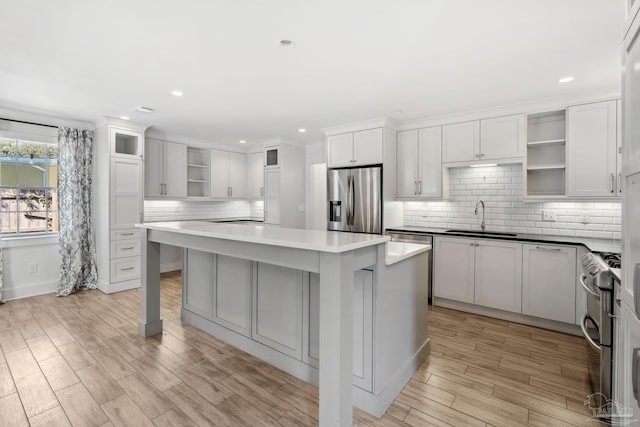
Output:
136,221,430,426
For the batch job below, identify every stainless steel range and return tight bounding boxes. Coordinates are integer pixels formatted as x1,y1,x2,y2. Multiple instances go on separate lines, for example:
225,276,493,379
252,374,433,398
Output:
579,251,618,409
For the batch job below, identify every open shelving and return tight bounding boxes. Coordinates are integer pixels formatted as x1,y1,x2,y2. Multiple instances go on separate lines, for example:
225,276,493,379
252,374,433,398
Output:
187,147,210,198
525,110,566,197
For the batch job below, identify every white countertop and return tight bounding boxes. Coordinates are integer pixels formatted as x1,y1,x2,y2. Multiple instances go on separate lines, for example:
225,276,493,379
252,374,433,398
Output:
136,221,390,253
385,241,432,265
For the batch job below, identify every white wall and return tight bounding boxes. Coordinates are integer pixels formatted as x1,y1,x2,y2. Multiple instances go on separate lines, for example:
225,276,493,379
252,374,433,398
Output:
404,164,621,239
305,140,327,230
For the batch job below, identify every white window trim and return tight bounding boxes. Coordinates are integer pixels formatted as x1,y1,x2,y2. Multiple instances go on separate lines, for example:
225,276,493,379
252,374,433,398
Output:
1,234,58,248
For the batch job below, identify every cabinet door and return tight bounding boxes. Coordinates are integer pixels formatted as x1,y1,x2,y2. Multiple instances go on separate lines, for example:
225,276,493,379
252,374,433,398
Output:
396,130,419,198
247,151,264,199
418,126,442,198
252,263,303,359
522,244,576,323
164,142,187,198
210,149,229,198
264,167,280,224
228,152,246,198
110,127,143,159
327,133,354,167
433,237,475,303
616,301,640,422
213,255,252,337
307,270,374,391
144,138,163,197
474,240,522,313
567,101,617,197
183,249,214,319
353,128,383,166
442,121,479,163
110,158,143,229
480,114,525,160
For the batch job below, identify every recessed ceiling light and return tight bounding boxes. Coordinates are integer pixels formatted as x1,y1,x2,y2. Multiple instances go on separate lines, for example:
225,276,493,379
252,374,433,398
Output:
239,140,247,144
119,116,130,121
134,106,154,114
279,39,295,48
558,76,574,83
171,90,183,97
298,128,306,133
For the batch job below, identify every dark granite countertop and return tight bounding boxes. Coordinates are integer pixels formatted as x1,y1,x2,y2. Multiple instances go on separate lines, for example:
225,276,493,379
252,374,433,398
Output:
385,226,621,253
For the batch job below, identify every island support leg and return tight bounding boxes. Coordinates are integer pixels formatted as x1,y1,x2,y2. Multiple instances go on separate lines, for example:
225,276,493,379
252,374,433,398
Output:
319,252,354,426
138,230,163,337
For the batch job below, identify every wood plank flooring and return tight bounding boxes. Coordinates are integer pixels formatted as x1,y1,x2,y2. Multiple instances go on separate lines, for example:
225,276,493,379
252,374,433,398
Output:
0,271,604,426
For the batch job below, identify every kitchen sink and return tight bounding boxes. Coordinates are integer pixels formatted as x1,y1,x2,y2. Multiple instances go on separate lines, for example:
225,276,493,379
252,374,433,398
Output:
445,229,517,237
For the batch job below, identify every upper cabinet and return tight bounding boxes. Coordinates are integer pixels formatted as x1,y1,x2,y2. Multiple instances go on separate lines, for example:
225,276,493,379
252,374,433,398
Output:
442,115,525,164
144,138,187,198
327,128,383,168
525,110,567,198
396,127,442,199
247,151,264,199
211,149,246,199
110,127,143,159
567,100,619,197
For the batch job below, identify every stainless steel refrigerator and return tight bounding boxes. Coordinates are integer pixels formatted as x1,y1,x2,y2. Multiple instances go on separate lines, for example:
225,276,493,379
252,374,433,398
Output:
327,166,382,234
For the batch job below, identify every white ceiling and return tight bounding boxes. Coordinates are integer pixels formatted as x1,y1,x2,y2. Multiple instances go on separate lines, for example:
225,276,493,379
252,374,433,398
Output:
0,0,623,147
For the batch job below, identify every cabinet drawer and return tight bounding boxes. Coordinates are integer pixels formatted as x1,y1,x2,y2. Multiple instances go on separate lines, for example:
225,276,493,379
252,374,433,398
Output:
110,239,141,258
110,257,141,282
111,229,140,240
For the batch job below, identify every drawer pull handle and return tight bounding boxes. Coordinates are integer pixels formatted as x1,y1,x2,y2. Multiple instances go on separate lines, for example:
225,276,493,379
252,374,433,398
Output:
121,233,134,236
121,247,135,250
121,267,135,271
535,246,561,252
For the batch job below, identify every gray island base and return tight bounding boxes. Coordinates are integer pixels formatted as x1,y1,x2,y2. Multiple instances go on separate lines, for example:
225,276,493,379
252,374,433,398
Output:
136,221,430,426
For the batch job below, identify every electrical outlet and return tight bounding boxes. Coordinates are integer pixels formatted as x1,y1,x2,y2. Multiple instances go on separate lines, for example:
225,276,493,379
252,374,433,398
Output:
580,212,591,223
27,262,37,273
542,211,557,221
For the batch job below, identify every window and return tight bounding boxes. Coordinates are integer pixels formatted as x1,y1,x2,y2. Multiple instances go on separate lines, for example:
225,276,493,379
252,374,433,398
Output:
0,139,58,236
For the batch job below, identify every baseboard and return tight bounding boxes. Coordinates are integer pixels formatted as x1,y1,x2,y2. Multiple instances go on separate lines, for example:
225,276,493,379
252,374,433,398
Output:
434,298,582,336
160,261,182,273
3,280,57,300
98,279,140,294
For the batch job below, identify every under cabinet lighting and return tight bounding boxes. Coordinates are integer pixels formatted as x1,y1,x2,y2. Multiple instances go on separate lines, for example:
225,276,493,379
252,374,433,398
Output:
558,76,574,83
470,163,497,168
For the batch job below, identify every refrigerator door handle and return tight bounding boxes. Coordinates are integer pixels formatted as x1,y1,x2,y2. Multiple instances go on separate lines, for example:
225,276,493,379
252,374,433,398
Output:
348,175,355,225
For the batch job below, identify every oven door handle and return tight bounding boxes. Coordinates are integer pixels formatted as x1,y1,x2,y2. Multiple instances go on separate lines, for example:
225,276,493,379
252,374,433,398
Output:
579,274,600,300
580,314,601,351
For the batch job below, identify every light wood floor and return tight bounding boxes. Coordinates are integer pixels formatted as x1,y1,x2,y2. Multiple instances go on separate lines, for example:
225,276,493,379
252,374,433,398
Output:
0,271,604,426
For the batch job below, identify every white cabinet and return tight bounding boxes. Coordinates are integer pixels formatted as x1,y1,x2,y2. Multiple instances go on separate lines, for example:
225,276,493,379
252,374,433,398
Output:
210,149,246,198
442,121,479,163
252,262,303,359
522,244,576,323
396,127,442,199
94,121,146,293
433,237,475,304
327,128,383,168
567,100,619,197
433,236,522,314
247,151,264,199
144,139,187,198
307,269,374,391
614,300,640,425
264,167,280,224
474,240,522,313
442,115,525,163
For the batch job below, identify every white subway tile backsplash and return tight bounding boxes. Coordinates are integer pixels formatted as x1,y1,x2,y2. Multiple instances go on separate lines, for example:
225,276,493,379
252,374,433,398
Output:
144,199,263,222
403,164,621,239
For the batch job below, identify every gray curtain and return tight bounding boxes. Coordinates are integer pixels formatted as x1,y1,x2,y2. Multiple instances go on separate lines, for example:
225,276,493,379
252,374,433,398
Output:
57,127,98,296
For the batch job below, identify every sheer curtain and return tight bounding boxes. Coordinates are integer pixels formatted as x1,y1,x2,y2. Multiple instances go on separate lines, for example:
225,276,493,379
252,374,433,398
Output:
56,127,98,296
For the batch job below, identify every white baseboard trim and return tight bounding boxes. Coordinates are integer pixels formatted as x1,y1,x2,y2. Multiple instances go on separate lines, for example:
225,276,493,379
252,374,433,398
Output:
3,280,57,300
97,279,140,294
433,298,582,336
160,261,182,273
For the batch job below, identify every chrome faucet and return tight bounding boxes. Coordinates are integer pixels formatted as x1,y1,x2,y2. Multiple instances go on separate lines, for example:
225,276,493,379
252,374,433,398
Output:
474,200,486,232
